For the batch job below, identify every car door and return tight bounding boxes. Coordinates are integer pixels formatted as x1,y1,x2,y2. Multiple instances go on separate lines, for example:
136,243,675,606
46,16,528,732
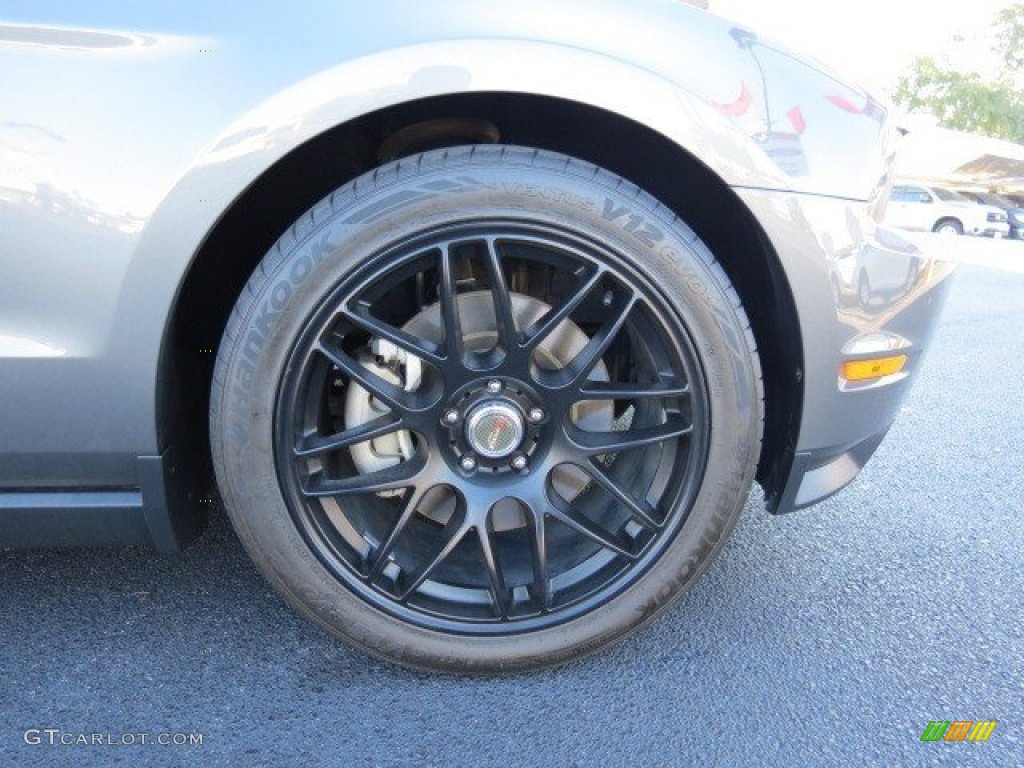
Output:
909,185,940,231
887,185,928,231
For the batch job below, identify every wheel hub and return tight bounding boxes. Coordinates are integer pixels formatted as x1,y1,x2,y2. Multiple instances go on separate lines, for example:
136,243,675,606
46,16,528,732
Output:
465,401,524,459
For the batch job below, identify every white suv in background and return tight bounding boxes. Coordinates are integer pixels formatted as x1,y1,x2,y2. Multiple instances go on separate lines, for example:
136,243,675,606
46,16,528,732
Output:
886,184,1010,237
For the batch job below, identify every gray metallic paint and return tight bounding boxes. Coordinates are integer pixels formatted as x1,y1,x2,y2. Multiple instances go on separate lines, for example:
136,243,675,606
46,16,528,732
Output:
0,1,949,526
737,190,953,453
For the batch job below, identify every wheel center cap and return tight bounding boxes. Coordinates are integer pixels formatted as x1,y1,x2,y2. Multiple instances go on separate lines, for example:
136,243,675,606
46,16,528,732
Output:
465,401,525,459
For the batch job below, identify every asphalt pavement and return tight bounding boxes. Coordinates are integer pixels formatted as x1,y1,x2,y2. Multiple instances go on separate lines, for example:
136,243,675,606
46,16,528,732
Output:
2,243,1022,768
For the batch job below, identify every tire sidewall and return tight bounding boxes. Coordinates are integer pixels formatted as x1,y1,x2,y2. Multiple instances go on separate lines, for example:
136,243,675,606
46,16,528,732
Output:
212,147,761,673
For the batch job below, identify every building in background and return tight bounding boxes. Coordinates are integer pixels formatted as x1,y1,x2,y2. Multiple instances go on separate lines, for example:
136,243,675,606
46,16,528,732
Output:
896,119,1024,196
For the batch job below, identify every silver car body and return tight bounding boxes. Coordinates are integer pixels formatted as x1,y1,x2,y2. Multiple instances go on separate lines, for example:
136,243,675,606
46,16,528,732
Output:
0,0,953,549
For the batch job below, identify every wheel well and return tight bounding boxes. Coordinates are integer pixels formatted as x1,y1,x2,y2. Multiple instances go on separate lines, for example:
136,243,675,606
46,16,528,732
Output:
933,217,962,230
166,92,802,513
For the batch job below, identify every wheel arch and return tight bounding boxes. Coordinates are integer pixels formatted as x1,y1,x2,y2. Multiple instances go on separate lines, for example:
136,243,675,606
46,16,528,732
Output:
933,216,963,232
162,92,803,528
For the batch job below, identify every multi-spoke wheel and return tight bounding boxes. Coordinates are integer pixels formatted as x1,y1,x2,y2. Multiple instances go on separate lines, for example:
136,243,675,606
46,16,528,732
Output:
211,146,762,673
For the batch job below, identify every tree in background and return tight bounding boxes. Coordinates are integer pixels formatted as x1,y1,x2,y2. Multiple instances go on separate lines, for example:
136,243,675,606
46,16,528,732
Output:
995,3,1024,72
893,3,1024,142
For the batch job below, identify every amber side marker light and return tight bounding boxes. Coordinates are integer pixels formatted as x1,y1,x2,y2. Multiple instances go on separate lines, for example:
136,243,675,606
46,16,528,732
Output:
841,355,908,382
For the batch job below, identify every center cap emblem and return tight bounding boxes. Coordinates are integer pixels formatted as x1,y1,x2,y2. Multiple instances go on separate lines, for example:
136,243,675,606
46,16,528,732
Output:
465,402,525,459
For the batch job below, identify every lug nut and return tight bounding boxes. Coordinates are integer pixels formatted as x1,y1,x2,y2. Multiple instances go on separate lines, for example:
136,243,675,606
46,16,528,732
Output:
510,455,528,471
486,379,503,394
528,407,545,423
460,455,477,472
443,409,459,425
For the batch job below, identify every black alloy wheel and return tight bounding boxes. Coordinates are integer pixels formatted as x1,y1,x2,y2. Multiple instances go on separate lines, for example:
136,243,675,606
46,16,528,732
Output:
211,146,763,673
277,223,710,632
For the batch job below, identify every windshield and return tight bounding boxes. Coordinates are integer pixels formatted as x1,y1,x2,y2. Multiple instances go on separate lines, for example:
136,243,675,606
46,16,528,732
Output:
980,193,1016,208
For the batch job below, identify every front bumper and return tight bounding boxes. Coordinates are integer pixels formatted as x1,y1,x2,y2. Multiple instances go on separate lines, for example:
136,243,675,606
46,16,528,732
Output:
736,188,955,512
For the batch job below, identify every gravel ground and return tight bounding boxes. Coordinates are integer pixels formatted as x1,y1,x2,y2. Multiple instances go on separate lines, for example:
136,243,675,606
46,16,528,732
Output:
1,242,1022,768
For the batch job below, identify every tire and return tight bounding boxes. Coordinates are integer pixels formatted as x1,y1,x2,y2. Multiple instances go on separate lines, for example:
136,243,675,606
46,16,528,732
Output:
211,146,763,673
933,218,963,236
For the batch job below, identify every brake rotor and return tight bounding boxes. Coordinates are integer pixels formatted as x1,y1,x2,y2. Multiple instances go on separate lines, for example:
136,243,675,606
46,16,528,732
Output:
344,290,614,530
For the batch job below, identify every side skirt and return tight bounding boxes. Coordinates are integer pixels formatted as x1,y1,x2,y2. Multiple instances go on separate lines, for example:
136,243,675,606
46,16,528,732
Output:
0,450,205,553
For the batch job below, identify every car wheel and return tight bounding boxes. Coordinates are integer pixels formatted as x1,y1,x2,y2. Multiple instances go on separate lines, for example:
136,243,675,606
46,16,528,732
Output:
933,219,963,236
210,146,763,673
